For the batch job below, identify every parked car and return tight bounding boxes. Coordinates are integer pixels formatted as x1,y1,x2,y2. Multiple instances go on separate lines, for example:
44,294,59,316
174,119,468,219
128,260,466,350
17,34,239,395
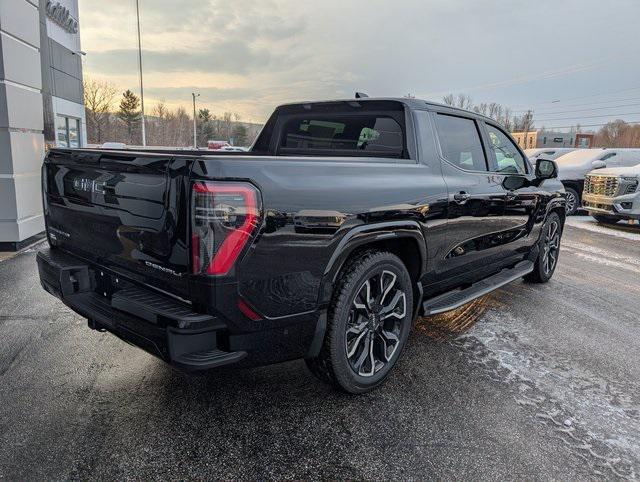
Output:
525,147,578,161
37,97,565,393
207,140,231,150
554,148,640,215
583,163,640,224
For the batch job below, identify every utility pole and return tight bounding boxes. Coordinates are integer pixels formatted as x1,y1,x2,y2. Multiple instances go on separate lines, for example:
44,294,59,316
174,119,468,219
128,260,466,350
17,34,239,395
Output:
135,0,146,146
192,93,200,148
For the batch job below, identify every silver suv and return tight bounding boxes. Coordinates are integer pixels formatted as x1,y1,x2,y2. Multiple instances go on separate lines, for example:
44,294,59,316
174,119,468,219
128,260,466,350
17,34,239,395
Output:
583,164,640,224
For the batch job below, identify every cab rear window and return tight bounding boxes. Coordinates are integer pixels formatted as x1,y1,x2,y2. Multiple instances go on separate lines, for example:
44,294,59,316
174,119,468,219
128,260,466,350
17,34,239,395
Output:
279,115,405,158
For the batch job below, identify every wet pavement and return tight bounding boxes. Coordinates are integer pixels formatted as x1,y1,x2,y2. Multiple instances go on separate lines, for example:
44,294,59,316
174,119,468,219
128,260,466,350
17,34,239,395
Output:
1,220,639,480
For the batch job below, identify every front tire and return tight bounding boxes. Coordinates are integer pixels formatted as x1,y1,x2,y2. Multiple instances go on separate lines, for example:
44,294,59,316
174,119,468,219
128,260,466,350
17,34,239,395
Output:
525,212,562,284
564,187,580,216
306,250,413,394
592,214,619,225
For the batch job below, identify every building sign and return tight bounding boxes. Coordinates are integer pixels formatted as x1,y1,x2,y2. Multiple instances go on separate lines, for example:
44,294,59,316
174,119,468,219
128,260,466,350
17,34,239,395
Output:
45,1,79,34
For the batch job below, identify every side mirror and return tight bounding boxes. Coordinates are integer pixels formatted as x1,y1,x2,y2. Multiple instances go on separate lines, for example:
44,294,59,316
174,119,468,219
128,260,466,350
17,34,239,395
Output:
592,160,606,169
535,158,558,180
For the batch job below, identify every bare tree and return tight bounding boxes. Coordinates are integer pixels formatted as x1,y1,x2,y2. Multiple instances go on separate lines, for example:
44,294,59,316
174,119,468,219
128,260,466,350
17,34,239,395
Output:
442,94,455,106
83,78,118,144
502,108,513,132
512,110,535,133
147,101,169,146
456,94,473,110
442,93,520,131
595,120,640,147
487,103,502,121
473,103,488,116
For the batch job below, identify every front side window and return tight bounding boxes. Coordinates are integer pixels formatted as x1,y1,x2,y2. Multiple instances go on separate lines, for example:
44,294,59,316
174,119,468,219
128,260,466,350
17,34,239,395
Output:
280,115,404,158
486,124,527,175
600,152,617,161
435,114,487,171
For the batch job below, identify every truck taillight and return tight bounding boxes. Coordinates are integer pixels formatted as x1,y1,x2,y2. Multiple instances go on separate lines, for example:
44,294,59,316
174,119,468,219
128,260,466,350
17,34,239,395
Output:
191,181,261,275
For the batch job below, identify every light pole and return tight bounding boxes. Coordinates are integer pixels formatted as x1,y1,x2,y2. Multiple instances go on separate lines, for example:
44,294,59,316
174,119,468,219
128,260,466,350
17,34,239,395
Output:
135,0,146,146
192,92,200,148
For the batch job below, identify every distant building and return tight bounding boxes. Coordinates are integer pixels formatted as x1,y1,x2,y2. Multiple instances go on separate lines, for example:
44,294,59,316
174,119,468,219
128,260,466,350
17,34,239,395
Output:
512,131,537,149
0,0,85,250
512,130,594,149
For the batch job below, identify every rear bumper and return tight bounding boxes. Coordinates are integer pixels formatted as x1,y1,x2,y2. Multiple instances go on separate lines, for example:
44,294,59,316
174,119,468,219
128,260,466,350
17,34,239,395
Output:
37,248,247,371
37,247,322,370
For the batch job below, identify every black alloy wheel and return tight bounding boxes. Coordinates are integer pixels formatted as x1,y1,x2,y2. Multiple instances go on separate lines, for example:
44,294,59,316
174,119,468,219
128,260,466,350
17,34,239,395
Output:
525,212,563,283
564,188,580,215
346,270,406,377
305,250,413,393
541,217,560,277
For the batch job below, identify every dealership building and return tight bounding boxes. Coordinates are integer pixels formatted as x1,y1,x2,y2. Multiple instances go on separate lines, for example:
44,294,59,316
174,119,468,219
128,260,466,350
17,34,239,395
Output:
0,0,86,250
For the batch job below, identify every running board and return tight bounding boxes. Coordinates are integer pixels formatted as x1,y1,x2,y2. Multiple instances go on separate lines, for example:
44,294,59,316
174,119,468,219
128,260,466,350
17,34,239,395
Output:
422,260,534,316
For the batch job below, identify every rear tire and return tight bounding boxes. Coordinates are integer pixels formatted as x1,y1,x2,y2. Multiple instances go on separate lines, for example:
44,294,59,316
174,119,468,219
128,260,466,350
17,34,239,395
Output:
525,212,562,284
592,214,619,225
305,250,413,394
564,187,580,216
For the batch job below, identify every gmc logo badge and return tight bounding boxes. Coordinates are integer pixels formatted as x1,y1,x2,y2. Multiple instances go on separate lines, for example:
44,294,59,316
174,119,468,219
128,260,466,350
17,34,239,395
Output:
72,178,105,194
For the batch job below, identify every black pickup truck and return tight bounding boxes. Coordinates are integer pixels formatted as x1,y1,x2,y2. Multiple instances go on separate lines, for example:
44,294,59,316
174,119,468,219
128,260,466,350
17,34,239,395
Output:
37,98,565,393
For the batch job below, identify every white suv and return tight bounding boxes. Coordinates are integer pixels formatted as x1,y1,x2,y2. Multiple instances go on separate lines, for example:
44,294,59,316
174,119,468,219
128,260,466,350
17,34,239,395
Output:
583,163,640,224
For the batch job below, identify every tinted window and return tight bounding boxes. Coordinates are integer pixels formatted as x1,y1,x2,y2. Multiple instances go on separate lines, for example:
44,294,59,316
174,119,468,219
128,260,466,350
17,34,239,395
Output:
435,114,487,171
600,152,617,161
486,124,527,174
280,115,404,157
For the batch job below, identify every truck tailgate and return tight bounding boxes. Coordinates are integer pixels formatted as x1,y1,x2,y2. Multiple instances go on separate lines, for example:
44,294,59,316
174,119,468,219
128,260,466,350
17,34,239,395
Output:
43,150,190,299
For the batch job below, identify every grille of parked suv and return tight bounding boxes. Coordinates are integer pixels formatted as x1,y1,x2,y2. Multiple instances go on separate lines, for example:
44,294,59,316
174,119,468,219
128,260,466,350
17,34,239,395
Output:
584,175,619,197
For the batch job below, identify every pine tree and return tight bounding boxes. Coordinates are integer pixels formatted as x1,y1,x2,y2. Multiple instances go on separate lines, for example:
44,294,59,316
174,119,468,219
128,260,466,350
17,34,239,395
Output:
232,123,248,146
198,108,214,145
117,90,141,143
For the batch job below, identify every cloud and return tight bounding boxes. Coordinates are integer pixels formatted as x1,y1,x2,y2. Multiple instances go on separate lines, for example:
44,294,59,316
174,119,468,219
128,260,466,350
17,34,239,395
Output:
87,40,275,75
146,85,253,103
79,0,640,124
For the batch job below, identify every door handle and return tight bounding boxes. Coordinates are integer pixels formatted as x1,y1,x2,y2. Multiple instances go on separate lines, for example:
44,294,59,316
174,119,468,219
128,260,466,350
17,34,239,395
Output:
505,191,517,201
453,192,470,203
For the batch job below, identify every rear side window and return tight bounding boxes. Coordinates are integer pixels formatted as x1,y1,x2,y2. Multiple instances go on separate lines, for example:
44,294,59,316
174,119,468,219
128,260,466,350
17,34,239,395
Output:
280,115,404,158
435,114,487,171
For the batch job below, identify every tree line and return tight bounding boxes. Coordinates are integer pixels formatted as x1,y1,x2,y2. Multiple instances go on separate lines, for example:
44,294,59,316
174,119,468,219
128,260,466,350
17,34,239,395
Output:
442,93,534,132
83,78,261,147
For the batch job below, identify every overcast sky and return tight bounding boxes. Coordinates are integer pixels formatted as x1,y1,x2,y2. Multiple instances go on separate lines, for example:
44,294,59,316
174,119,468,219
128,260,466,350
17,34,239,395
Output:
78,0,640,128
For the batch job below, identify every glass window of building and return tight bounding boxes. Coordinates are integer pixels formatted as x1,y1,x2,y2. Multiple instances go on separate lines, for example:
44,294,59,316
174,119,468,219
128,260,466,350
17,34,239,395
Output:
56,115,81,148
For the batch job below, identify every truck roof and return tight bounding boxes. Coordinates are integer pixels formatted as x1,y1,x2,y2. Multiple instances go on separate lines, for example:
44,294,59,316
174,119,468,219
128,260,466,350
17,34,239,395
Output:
275,96,498,123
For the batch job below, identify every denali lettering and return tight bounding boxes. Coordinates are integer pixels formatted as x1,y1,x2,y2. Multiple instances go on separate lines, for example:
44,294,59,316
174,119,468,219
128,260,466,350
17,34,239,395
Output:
144,261,180,277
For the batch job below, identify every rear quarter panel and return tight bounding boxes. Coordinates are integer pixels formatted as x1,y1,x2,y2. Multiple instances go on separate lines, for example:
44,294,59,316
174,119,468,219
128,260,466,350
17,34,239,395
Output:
190,156,448,319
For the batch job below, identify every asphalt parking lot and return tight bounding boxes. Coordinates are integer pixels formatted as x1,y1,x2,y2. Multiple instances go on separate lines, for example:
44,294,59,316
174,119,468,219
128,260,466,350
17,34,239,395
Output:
1,218,639,480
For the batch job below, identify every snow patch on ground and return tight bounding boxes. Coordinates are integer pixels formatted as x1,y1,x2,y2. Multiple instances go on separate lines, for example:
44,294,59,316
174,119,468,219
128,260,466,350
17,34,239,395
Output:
566,217,640,242
455,310,640,479
562,241,640,274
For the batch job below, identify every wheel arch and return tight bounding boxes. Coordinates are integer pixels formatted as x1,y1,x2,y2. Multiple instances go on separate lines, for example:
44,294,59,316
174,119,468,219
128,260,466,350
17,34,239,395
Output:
546,197,567,228
561,179,584,196
319,220,427,311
